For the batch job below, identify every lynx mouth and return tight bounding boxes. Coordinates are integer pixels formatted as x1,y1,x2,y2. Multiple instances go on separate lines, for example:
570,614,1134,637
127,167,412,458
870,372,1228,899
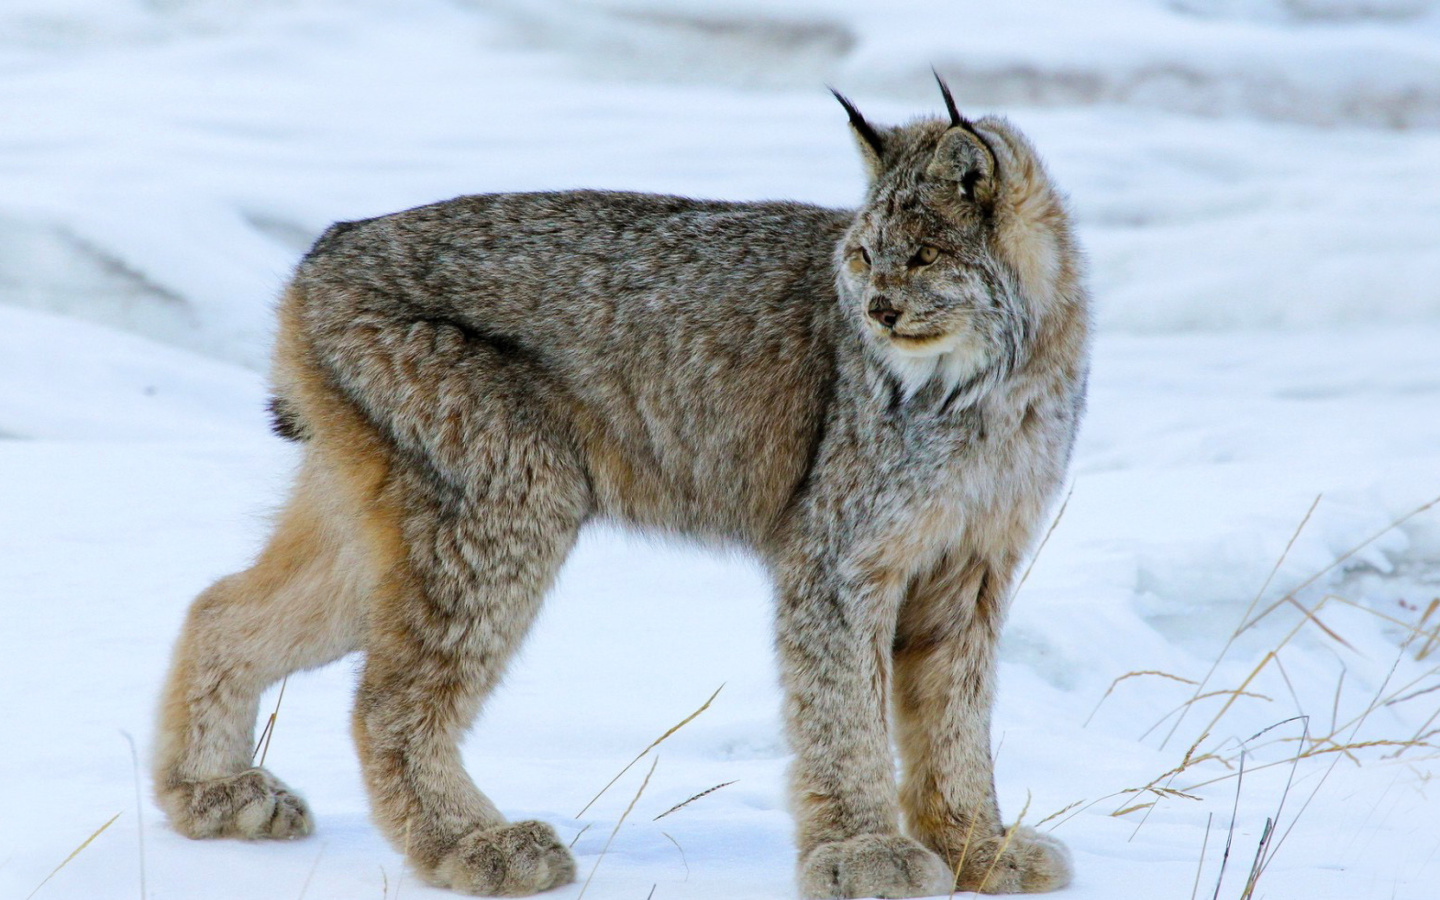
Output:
887,330,957,356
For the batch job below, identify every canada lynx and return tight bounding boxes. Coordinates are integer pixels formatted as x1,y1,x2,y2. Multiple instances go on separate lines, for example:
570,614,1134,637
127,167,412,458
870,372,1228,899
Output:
155,79,1089,898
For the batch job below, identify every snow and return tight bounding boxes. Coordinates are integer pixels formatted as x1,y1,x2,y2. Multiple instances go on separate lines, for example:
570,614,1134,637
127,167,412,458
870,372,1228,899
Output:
2,2,1438,899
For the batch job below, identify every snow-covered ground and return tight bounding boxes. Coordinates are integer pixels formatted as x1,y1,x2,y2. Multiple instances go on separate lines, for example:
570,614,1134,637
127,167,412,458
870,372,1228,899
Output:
3,2,1438,898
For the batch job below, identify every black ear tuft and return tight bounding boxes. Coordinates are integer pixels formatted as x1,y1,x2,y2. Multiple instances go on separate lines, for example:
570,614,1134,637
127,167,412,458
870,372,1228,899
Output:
933,68,963,128
829,87,885,163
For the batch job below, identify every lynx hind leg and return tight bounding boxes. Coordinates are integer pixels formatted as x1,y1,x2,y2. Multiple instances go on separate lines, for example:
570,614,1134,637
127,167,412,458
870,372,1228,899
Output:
892,556,1072,894
351,458,585,896
296,320,591,895
153,453,372,840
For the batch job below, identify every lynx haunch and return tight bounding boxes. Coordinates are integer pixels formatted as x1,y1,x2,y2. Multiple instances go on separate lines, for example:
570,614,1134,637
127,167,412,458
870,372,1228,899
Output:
154,78,1090,899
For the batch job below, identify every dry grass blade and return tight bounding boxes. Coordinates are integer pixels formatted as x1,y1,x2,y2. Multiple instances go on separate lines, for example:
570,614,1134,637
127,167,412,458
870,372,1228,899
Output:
1042,791,1133,833
1321,594,1440,649
120,731,147,900
1186,625,1312,748
1330,667,1346,735
297,843,326,900
1190,812,1213,900
567,823,593,850
1084,670,1198,727
1016,486,1072,593
254,674,290,766
1271,655,1305,721
1239,817,1275,900
1033,799,1083,829
576,685,722,818
1261,648,1408,872
975,791,1032,894
1416,598,1440,661
1223,718,1310,900
1145,650,1280,744
1162,495,1320,749
1385,680,1440,707
660,831,689,879
577,757,659,900
947,793,991,899
1210,752,1245,900
1237,492,1440,637
1279,596,1354,651
26,812,121,900
653,781,737,820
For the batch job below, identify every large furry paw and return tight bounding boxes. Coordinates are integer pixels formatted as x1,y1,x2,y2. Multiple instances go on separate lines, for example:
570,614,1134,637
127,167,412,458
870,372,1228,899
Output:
950,826,1072,894
158,767,313,839
431,820,577,897
800,833,953,899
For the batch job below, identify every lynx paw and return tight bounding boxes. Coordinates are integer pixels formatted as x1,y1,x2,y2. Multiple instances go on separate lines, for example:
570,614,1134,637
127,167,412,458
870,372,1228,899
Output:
950,826,1072,894
431,820,577,896
158,767,313,839
800,833,952,899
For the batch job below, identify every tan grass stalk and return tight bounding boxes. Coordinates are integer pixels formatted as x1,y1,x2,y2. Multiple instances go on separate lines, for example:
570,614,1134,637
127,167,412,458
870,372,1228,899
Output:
1160,495,1320,749
1032,799,1083,829
1209,752,1246,900
1084,670,1198,728
576,685,722,818
974,791,1032,894
254,674,290,766
652,781,737,820
1016,487,1072,593
660,831,689,879
947,793,991,899
26,812,121,900
1189,812,1213,900
577,756,659,900
1415,598,1440,660
297,843,326,899
120,731,146,900
1237,493,1440,638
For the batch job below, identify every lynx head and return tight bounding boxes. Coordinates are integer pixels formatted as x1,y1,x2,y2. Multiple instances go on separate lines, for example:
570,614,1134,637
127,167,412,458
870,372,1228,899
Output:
832,77,1082,403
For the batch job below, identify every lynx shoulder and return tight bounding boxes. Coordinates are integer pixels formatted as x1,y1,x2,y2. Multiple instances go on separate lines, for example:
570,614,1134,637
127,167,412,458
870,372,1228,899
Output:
155,78,1088,899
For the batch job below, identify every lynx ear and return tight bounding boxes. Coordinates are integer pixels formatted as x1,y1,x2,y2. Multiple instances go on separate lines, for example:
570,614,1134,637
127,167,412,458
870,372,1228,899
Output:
927,73,1001,200
927,125,999,201
830,88,885,179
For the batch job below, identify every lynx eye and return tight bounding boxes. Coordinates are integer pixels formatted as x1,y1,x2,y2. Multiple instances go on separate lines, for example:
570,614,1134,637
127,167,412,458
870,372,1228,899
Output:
910,245,940,267
848,246,872,273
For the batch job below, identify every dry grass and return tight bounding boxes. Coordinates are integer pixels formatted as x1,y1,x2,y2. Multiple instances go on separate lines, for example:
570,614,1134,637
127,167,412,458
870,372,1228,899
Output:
120,730,147,900
569,684,732,895
576,684,722,819
652,781,737,821
577,756,658,900
25,812,121,899
1047,493,1440,897
252,674,290,767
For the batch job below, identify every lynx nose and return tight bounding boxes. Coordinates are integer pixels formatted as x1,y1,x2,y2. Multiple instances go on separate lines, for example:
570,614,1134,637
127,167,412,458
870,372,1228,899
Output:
868,299,900,330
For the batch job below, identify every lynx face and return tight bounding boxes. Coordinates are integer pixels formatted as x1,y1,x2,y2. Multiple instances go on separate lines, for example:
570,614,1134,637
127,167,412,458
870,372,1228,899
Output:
833,101,1069,402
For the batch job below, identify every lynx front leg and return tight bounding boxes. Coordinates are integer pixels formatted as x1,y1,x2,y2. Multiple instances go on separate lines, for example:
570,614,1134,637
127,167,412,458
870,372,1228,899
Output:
353,462,585,897
893,556,1071,894
775,562,952,900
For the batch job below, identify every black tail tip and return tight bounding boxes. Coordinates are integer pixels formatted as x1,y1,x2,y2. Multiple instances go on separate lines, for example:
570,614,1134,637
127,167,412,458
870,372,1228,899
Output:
266,396,308,442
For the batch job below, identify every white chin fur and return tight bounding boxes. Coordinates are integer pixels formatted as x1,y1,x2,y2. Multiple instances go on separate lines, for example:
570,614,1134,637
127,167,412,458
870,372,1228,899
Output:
880,334,990,400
